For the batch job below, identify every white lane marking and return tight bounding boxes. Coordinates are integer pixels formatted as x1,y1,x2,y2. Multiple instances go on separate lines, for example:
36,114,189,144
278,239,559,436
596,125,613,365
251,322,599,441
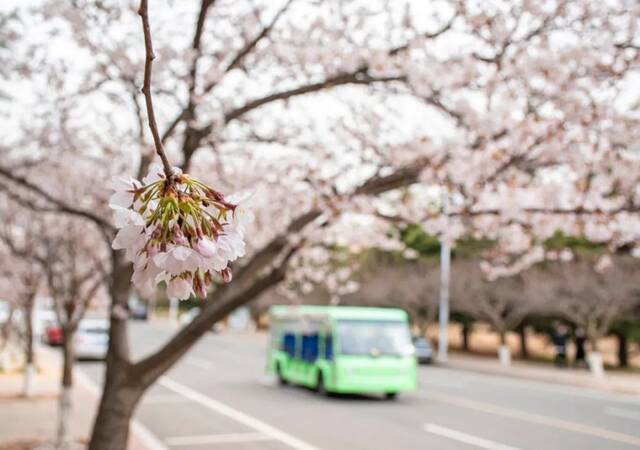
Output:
422,392,640,447
605,407,640,422
73,368,169,450
160,377,320,450
143,394,191,405
423,424,521,450
186,357,215,370
131,421,171,450
422,367,640,405
165,432,274,446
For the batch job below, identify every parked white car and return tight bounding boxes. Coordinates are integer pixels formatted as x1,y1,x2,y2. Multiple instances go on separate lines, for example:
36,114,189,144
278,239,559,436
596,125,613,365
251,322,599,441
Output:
74,319,109,360
33,309,57,340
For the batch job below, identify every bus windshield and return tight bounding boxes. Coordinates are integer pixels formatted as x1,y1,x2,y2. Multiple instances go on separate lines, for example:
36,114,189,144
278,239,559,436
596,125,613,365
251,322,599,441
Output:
336,320,413,356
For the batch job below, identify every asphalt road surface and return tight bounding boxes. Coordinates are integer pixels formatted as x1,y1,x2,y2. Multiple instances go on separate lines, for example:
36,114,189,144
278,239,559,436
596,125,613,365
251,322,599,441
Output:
76,322,640,450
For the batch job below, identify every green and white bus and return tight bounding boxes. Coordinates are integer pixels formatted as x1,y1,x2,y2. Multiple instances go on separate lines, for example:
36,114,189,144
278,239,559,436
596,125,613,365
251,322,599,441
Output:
267,305,417,399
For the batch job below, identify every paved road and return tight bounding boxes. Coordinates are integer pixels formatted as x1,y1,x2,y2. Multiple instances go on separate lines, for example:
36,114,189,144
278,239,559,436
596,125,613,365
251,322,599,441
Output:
77,322,640,450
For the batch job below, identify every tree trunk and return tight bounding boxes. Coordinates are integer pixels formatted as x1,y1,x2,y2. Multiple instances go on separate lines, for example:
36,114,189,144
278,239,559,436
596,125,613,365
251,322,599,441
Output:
57,331,75,449
498,331,511,366
518,324,529,360
615,332,628,368
89,227,298,449
89,252,138,450
88,361,142,450
461,324,470,351
22,301,35,398
586,332,605,377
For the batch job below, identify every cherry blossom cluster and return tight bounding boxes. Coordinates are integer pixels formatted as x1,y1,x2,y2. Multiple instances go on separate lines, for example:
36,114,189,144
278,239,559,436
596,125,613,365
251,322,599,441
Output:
110,165,253,300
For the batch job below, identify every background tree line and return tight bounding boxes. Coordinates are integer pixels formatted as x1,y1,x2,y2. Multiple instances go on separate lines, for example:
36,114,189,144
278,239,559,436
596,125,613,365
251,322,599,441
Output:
254,227,640,369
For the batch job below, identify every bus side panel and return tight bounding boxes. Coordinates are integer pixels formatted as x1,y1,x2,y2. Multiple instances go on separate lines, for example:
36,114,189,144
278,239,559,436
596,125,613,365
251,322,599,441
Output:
316,359,336,392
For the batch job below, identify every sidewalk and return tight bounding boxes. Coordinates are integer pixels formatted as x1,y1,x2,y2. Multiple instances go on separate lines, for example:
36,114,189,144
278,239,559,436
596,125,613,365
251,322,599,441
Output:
443,352,640,396
0,346,148,450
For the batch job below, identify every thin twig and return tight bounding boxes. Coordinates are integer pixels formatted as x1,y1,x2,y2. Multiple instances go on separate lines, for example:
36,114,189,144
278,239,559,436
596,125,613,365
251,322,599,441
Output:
138,0,174,181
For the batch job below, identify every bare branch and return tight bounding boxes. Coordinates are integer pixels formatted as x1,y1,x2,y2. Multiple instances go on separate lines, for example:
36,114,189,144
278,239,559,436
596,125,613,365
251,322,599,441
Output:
218,0,293,77
138,0,174,179
0,166,114,233
224,70,406,124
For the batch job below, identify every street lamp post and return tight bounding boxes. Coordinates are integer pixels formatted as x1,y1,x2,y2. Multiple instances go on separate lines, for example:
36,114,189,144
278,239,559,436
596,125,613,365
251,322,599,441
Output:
437,190,451,363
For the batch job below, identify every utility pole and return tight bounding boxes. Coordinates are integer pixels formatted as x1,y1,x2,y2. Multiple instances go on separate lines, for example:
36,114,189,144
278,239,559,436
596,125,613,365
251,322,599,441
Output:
437,190,451,362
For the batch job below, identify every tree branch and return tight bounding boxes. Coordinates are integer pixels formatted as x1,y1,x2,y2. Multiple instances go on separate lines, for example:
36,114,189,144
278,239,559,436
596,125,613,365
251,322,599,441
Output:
134,243,299,386
218,0,293,78
0,166,114,233
354,157,429,196
389,17,454,56
138,0,174,180
223,70,406,124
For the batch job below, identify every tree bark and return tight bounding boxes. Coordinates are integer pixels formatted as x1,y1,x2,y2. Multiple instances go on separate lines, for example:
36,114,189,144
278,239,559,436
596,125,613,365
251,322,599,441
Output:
57,331,75,449
461,324,470,351
518,324,529,360
89,252,134,450
615,332,629,368
22,299,35,398
88,360,142,450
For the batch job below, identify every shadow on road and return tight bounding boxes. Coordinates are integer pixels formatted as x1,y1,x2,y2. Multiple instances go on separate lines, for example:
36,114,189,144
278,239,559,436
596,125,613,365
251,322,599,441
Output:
277,383,400,403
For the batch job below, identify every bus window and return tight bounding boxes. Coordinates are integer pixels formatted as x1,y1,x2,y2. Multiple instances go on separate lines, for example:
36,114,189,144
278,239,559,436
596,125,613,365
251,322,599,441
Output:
336,320,413,356
324,334,334,360
283,333,296,357
301,334,319,362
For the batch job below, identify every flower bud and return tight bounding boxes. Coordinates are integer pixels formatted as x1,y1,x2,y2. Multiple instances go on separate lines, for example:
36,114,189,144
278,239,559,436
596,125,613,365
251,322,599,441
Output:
193,275,207,298
221,267,233,283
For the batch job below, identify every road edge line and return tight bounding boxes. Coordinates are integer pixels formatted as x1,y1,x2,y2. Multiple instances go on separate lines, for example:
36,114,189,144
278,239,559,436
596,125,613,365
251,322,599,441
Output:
160,376,320,450
74,368,169,450
423,391,640,447
423,423,521,450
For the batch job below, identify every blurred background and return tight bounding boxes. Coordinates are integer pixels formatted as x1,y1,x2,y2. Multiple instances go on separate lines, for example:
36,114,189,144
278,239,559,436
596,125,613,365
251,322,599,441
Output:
1,0,639,449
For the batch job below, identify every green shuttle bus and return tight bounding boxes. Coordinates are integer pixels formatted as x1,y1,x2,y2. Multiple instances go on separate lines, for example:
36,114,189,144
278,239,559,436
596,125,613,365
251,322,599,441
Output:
267,305,417,398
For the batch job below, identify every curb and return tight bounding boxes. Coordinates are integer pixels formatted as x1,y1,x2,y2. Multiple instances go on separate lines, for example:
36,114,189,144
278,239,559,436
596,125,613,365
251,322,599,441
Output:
439,358,640,396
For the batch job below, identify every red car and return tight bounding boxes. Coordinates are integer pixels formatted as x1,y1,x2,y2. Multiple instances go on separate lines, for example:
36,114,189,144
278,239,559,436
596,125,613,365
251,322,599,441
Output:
44,324,63,346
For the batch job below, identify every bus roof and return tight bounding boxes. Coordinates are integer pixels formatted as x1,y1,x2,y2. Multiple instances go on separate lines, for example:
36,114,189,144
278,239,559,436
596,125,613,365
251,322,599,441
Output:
269,305,408,321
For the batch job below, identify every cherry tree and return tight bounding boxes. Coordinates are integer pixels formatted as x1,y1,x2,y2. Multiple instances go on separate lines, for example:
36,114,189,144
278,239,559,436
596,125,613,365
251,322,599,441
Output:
540,254,640,375
0,0,638,448
339,260,440,335
379,1,640,273
0,255,41,397
452,258,554,365
0,206,108,446
40,220,107,447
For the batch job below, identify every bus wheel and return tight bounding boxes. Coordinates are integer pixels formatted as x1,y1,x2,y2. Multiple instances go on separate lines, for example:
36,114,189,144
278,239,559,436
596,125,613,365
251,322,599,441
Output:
276,363,287,385
385,392,397,400
316,373,328,397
